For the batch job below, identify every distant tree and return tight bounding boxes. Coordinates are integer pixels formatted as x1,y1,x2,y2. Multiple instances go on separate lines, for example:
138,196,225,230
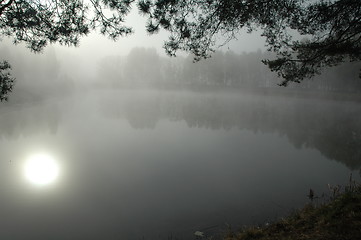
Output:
124,47,161,86
1,0,360,100
224,51,242,86
97,56,124,87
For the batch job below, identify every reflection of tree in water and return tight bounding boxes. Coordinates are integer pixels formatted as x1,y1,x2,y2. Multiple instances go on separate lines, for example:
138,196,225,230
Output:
308,114,361,169
100,91,162,129
0,91,358,169
272,101,361,169
99,91,361,169
0,103,61,140
124,97,160,129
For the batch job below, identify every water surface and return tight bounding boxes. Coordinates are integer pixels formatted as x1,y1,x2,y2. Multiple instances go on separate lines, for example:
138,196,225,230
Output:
0,89,360,239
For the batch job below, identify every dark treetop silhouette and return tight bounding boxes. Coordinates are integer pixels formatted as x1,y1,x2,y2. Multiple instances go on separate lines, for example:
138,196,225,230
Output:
0,0,360,100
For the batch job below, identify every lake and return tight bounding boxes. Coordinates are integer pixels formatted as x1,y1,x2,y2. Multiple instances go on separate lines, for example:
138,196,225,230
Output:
0,89,360,240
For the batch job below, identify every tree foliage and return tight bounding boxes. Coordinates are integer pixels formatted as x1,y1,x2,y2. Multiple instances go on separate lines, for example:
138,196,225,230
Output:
0,0,134,100
138,0,361,86
0,0,133,49
0,60,14,101
0,0,360,100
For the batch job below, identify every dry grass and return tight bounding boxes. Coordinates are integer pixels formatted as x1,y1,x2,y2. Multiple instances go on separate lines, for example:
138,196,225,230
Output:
224,179,361,240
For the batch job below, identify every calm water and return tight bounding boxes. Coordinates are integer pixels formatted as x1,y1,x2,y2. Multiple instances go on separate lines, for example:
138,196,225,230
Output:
0,89,360,239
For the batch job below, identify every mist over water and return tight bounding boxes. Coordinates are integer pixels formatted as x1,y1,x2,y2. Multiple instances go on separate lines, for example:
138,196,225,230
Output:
0,32,360,239
1,88,360,239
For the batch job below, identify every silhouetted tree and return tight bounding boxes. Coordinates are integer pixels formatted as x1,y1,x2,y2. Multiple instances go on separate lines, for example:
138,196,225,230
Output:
1,0,360,100
0,44,75,102
139,0,361,86
0,61,14,101
0,0,133,100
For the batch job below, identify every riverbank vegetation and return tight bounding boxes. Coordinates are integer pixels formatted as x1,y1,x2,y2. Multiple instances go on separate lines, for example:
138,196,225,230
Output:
224,177,361,240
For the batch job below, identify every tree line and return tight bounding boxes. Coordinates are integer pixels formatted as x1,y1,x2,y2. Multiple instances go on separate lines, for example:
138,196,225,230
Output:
0,43,74,103
96,47,361,92
1,0,360,100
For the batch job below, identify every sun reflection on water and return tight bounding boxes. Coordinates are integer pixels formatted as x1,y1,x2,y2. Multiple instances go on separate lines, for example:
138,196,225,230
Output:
24,153,60,186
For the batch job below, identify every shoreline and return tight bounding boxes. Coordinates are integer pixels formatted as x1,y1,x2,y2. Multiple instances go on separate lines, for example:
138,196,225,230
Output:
223,182,361,240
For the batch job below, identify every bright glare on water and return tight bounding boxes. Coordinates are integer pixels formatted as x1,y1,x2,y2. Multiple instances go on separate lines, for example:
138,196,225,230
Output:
24,153,60,186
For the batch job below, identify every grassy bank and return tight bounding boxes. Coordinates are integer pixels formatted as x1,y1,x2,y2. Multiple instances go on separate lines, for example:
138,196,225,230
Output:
224,181,361,240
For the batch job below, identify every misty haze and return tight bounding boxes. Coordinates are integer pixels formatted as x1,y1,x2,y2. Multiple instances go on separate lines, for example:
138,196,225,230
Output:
0,1,361,239
1,40,360,239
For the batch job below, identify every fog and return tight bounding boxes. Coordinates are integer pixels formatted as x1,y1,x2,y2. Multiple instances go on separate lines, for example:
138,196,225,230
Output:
0,27,361,239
